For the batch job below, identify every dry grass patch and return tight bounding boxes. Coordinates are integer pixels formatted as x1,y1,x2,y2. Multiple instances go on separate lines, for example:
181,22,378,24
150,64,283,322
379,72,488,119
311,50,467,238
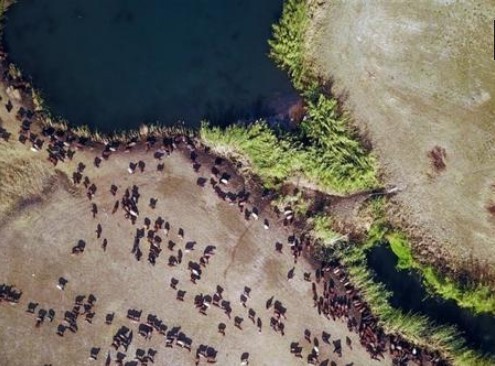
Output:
0,142,54,216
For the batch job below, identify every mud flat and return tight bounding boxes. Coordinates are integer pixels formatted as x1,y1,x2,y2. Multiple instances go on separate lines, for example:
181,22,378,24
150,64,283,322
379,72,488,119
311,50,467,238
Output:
0,78,386,365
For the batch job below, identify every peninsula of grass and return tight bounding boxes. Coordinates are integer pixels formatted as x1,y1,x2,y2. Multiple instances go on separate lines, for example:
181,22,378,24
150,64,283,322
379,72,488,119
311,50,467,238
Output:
201,0,377,195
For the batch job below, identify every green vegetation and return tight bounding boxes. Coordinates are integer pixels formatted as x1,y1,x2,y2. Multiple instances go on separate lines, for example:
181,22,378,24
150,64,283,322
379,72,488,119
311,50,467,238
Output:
300,95,378,191
201,0,377,194
386,231,495,315
312,218,493,366
387,232,414,270
201,100,377,193
268,0,312,92
341,246,492,366
200,121,302,188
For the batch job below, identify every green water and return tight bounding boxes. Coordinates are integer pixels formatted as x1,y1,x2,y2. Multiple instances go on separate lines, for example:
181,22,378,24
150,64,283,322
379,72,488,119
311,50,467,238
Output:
3,0,294,131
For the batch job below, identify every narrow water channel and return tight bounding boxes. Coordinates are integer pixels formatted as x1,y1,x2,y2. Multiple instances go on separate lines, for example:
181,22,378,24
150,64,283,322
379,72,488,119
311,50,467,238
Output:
367,244,495,355
3,0,294,131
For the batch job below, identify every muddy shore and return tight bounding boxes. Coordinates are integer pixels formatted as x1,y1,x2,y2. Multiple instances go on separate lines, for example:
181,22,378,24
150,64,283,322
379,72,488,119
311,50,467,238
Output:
0,37,459,366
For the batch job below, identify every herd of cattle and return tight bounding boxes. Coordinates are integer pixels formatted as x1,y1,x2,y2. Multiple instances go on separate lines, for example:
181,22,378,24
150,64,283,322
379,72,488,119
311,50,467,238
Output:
0,63,450,366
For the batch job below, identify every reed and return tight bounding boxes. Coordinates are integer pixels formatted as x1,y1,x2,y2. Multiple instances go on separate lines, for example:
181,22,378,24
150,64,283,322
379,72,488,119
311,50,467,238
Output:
268,0,313,93
0,141,54,217
299,95,378,191
313,225,494,365
200,120,303,188
386,232,495,315
200,111,377,194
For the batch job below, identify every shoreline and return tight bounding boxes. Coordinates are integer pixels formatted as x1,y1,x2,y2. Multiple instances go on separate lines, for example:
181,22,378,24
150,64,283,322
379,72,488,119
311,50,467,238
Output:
0,38,453,366
0,1,493,365
304,0,495,288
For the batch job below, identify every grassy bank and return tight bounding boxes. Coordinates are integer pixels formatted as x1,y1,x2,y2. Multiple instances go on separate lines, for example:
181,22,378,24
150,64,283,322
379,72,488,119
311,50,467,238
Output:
333,243,491,366
311,214,493,365
386,231,495,315
201,0,377,194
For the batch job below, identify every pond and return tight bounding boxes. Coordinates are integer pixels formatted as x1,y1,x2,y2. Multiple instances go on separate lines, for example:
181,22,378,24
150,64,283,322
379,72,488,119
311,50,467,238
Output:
367,244,495,356
2,0,294,131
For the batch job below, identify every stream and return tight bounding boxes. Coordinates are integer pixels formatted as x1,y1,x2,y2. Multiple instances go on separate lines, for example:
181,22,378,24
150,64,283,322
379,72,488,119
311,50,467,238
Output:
367,244,495,356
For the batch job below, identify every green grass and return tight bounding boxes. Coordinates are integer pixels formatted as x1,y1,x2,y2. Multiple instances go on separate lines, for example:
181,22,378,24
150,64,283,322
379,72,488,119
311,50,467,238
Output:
200,121,304,188
386,232,495,315
268,0,312,93
312,220,494,366
201,0,378,194
299,95,378,191
201,112,377,193
387,232,415,270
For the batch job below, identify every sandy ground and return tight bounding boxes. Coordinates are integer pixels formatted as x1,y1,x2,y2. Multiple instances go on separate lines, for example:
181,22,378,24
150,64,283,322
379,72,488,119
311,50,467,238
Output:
0,97,387,365
306,0,495,271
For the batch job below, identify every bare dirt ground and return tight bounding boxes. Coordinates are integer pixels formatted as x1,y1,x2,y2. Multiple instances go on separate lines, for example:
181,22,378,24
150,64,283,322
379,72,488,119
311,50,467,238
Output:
0,96,385,365
306,0,495,271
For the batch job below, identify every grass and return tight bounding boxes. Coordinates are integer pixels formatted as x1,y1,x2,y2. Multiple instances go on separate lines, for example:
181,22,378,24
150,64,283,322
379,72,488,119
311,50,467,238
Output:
201,114,377,194
268,0,313,93
313,218,494,366
386,231,495,315
0,141,54,217
201,0,378,194
200,121,303,188
299,95,378,191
